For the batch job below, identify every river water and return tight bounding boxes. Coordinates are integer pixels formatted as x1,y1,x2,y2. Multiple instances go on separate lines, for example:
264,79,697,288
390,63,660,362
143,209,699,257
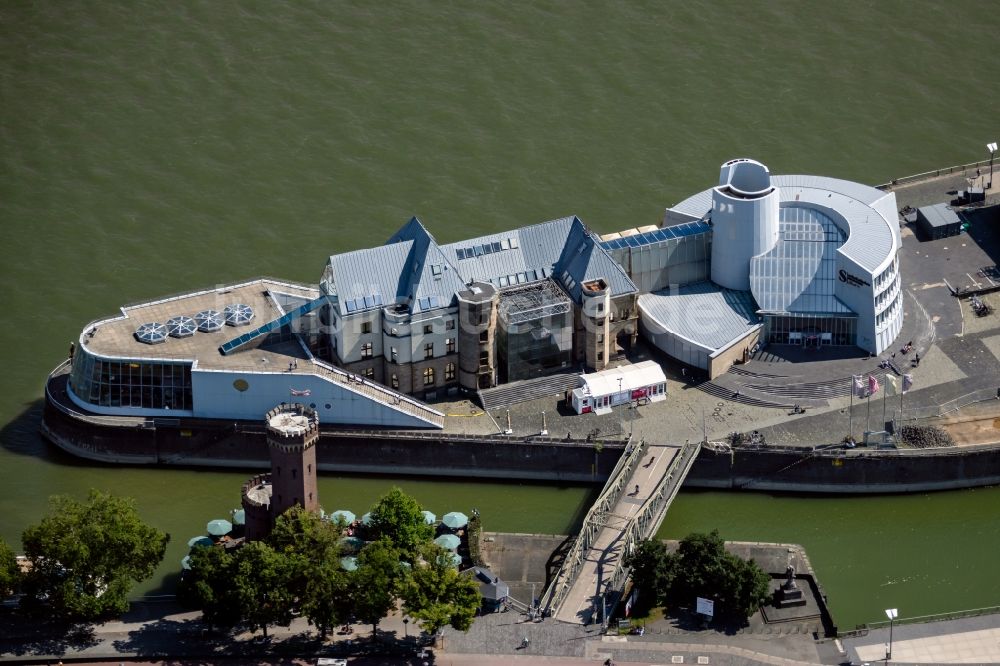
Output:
2,1,999,630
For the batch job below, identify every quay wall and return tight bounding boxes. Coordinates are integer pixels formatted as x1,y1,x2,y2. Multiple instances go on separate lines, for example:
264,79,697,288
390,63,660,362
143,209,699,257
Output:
42,396,1000,492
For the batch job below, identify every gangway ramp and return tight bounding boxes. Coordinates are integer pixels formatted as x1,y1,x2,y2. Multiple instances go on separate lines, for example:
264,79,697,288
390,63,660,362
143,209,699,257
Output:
545,439,701,625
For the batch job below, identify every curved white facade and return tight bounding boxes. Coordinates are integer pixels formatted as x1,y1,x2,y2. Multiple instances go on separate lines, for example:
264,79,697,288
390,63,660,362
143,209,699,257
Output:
710,159,780,291
662,160,904,356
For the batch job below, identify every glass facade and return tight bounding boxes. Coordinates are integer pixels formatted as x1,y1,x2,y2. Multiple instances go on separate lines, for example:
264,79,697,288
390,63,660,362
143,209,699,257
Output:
497,309,573,382
750,207,852,315
764,314,857,347
69,349,193,410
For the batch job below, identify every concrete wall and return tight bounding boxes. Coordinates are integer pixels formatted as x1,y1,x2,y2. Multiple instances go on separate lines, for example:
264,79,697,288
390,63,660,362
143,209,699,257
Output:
707,326,762,379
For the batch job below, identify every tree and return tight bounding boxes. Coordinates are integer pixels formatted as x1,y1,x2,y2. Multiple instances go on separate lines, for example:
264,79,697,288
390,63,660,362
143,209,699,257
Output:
21,490,169,620
350,540,407,636
177,544,242,629
0,538,19,597
366,487,433,561
232,541,296,638
268,506,350,638
624,538,675,610
627,531,771,623
401,545,480,636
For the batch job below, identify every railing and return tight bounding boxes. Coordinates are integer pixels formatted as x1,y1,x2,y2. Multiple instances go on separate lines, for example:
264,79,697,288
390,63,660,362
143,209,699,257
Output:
875,158,995,190
602,440,702,618
896,386,998,422
541,436,644,616
45,361,153,428
843,604,1000,637
310,358,445,427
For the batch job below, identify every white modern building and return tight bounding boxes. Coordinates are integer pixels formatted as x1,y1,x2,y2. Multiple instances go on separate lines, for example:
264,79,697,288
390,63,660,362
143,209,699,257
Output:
633,159,902,377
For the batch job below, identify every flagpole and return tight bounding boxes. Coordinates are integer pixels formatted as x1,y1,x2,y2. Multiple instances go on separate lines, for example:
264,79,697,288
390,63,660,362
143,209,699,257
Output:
866,387,871,436
882,371,888,431
849,378,854,440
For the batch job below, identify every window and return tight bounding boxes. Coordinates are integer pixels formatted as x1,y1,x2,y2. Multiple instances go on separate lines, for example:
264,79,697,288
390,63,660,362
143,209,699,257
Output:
479,330,489,342
446,319,455,330
445,363,456,381
361,342,373,359
423,323,433,334
423,367,435,385
308,464,312,474
597,303,604,313
597,333,604,344
364,367,374,379
292,468,297,479
361,321,372,334
424,342,434,359
597,351,604,361
391,373,399,389
479,351,489,364
390,346,398,362
446,338,455,353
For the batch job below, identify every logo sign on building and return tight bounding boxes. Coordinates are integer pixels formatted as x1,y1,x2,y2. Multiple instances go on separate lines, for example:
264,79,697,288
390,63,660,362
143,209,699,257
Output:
696,596,714,617
838,269,871,288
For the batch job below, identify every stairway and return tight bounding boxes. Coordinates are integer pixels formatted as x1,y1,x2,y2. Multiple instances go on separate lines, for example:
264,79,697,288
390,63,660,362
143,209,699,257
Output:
477,373,580,410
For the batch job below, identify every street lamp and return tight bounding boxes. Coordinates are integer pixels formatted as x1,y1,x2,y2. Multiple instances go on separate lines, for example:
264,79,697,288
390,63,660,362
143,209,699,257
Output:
988,142,998,190
885,607,898,660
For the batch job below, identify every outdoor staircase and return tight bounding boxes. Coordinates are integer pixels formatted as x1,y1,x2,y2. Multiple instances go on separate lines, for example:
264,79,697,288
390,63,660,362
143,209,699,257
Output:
477,372,580,410
312,359,445,428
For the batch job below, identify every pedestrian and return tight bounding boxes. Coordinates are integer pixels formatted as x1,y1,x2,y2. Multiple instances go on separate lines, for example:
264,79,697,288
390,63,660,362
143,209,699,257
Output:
681,367,686,378
634,483,640,495
891,352,896,360
522,635,530,648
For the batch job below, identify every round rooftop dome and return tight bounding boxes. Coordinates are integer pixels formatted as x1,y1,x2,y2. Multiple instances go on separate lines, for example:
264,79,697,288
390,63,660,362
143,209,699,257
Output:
135,322,168,344
718,158,773,197
223,303,255,326
195,309,225,332
166,315,197,338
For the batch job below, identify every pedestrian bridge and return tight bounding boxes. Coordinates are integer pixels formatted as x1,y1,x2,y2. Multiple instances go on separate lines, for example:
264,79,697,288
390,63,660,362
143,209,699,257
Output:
542,438,701,625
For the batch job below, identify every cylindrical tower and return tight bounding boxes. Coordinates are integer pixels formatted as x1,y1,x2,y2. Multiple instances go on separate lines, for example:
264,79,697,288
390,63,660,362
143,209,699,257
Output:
241,473,273,542
580,278,611,371
710,158,780,291
265,403,320,521
456,281,498,391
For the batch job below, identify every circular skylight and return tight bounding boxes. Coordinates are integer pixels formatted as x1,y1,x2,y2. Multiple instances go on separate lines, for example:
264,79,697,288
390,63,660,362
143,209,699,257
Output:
166,315,197,338
135,322,168,344
194,309,225,332
223,303,255,326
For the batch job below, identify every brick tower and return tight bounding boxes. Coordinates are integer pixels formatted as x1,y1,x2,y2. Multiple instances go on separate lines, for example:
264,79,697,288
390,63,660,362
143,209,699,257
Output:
265,402,320,519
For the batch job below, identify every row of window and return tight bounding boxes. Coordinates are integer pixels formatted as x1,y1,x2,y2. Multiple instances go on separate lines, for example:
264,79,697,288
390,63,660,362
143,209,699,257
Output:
367,363,456,389
876,290,902,328
362,319,457,336
874,258,898,291
875,274,900,309
362,338,457,360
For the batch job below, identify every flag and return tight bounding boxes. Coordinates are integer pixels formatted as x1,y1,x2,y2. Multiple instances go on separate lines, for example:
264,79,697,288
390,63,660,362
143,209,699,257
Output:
852,375,864,398
290,388,312,396
868,374,880,395
886,374,898,393
902,374,913,394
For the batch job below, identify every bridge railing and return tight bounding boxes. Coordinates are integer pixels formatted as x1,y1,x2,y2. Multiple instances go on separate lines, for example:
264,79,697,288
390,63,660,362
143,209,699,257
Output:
541,436,645,617
602,440,702,620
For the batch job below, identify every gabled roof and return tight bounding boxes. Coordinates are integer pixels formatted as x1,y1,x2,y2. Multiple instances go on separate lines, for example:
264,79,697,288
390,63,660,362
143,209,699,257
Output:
324,217,465,316
554,218,637,301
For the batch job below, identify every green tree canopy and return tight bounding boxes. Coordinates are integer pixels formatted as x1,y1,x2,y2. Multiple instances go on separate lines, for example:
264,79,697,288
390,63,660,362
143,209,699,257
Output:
0,538,19,597
21,490,169,620
350,539,407,635
177,544,242,629
232,540,296,638
401,544,480,636
366,487,433,561
626,530,770,622
267,505,349,638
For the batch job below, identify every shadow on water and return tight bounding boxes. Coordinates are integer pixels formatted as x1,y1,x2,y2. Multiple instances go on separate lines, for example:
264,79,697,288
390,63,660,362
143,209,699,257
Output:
0,398,78,466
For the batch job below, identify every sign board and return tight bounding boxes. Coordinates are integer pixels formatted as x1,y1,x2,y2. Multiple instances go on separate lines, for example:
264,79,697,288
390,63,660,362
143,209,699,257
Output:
696,597,714,617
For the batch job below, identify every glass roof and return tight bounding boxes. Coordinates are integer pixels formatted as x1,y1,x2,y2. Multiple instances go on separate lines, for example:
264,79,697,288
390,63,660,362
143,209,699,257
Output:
166,315,197,338
749,206,853,315
599,221,711,251
135,321,168,344
194,309,225,332
223,303,255,326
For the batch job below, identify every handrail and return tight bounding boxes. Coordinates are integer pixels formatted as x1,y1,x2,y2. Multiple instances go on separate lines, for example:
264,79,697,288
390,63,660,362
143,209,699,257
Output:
310,358,444,426
44,361,153,428
602,441,702,619
875,158,995,190
542,437,645,616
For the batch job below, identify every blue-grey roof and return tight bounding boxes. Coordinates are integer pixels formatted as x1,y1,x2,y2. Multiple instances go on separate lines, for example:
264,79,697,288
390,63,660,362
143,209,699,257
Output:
749,207,854,315
555,218,636,300
600,221,711,251
917,203,961,228
664,173,898,274
324,217,465,316
639,282,761,352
